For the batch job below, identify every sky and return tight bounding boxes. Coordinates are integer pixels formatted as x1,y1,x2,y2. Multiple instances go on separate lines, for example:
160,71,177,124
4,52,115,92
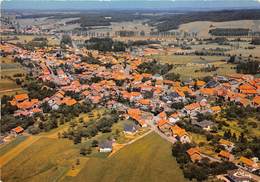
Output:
2,0,260,10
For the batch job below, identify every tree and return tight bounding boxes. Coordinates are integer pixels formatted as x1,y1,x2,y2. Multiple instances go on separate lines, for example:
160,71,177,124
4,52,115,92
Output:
80,147,87,156
60,35,73,48
86,147,92,155
91,140,99,147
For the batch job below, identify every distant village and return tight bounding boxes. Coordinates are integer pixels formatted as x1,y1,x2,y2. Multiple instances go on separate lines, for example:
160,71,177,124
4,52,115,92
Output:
1,36,260,182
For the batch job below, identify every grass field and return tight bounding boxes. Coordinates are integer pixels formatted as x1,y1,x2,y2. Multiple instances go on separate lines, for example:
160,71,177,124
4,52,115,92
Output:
1,132,187,182
152,54,235,80
63,132,187,182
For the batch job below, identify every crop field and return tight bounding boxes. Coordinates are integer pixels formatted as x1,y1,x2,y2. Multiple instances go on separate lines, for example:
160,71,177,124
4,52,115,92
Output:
4,35,59,46
1,132,186,182
152,54,235,80
63,132,187,182
178,20,260,37
0,135,28,156
1,137,78,182
0,56,26,96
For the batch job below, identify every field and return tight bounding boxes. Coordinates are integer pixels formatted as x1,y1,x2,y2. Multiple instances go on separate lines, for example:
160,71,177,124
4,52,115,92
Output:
152,54,235,80
1,132,187,182
63,132,187,182
178,20,260,37
0,56,27,97
2,35,59,46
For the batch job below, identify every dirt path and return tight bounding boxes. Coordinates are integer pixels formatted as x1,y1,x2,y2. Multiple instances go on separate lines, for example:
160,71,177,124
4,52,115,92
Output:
108,129,153,158
0,136,40,167
0,88,23,93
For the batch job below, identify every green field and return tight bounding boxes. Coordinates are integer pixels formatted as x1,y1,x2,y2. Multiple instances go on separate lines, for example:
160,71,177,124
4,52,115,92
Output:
63,132,187,182
2,132,187,182
151,55,236,80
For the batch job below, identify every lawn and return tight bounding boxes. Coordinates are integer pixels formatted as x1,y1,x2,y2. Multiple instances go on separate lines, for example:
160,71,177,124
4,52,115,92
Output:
63,132,187,182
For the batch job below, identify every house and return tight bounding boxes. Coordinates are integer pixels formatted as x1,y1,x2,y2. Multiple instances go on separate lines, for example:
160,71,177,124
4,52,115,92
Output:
99,140,113,153
252,95,260,108
127,108,148,127
10,93,29,106
210,106,221,113
186,147,202,162
157,119,172,135
194,120,216,131
11,126,24,135
169,112,180,124
219,139,234,152
171,125,190,143
124,124,138,135
238,156,259,171
183,102,200,115
218,150,234,161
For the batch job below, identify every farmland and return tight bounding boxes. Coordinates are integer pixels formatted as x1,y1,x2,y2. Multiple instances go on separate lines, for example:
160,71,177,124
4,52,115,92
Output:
63,132,187,182
0,56,27,97
1,132,187,182
151,54,235,80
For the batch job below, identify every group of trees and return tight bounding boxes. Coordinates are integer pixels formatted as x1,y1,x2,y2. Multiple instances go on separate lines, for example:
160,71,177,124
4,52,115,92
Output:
60,35,73,48
137,60,173,75
251,37,260,45
85,38,126,52
149,9,260,32
172,142,237,181
62,109,119,144
16,37,48,50
209,28,250,36
236,60,259,74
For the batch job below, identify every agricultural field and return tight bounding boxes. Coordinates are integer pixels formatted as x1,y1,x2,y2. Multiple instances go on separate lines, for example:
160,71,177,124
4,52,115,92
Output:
0,56,27,96
63,132,187,182
2,35,59,46
178,20,260,37
1,131,187,182
152,54,236,80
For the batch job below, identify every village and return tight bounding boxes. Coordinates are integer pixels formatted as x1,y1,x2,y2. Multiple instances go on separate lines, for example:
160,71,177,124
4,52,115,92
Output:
1,35,260,181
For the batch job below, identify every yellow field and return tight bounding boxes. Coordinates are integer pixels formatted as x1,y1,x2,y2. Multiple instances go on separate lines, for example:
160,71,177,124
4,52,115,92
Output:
0,136,40,167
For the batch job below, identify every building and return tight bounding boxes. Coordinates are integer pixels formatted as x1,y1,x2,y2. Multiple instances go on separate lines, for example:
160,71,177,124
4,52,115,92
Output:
11,126,24,135
218,150,234,161
194,120,216,131
123,124,138,135
219,139,235,152
99,140,113,153
238,156,259,171
186,147,202,162
171,125,190,143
